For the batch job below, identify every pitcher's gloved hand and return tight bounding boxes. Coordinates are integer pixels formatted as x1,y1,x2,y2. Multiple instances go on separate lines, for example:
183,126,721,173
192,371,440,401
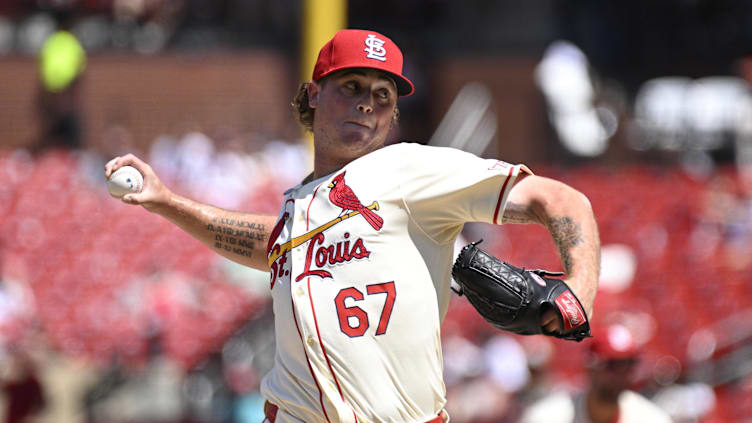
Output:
451,240,591,342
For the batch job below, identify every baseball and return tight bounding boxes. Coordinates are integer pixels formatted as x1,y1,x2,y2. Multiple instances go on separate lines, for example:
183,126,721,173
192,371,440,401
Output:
107,165,143,198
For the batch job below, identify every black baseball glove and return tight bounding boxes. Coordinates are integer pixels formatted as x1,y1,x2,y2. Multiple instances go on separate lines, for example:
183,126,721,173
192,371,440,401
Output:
451,240,591,342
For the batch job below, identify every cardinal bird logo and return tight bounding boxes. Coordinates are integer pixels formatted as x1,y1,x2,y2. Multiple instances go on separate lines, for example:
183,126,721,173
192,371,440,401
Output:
328,171,384,231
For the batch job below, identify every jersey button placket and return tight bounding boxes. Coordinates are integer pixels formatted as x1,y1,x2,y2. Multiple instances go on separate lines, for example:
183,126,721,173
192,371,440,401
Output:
287,199,304,281
289,198,317,355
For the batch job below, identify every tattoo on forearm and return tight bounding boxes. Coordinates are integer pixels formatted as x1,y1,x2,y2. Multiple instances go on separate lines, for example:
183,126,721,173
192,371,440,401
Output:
501,214,534,224
206,218,266,259
501,202,539,224
547,217,583,273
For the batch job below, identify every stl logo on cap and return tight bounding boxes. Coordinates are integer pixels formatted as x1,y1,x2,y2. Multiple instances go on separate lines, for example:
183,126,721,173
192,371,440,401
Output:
364,34,387,62
312,29,415,96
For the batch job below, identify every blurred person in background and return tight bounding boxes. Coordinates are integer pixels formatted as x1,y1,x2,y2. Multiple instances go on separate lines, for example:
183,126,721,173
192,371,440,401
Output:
516,336,558,405
443,330,532,423
33,7,86,154
520,324,672,423
105,28,600,423
0,250,45,423
85,338,183,423
0,349,45,423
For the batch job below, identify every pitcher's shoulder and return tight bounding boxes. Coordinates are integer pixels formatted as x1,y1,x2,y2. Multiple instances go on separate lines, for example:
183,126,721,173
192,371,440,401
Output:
372,142,473,164
380,142,459,154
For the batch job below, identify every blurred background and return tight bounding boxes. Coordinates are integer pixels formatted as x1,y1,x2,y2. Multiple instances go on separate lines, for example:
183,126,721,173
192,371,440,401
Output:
1,0,752,422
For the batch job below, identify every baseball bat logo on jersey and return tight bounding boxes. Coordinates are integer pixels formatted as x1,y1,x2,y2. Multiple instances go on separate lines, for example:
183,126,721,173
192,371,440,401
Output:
267,172,384,288
328,171,383,231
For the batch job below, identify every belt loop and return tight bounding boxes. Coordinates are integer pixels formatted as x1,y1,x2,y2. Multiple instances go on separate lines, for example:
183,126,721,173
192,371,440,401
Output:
263,400,278,423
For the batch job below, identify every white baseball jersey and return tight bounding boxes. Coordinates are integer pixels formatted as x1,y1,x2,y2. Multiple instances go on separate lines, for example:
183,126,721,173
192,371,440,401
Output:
520,391,674,423
261,142,531,423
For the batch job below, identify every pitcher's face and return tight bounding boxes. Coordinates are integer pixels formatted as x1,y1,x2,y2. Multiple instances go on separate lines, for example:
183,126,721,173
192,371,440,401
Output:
309,69,398,165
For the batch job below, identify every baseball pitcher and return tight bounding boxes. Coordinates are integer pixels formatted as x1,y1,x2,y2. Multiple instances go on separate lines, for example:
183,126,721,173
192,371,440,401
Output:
106,29,601,423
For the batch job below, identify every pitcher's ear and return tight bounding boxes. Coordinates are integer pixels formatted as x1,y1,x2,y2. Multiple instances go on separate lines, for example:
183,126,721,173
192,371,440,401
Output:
307,81,321,108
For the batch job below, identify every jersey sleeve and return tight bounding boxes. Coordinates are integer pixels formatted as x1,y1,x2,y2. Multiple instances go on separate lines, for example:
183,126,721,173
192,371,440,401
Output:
397,144,532,245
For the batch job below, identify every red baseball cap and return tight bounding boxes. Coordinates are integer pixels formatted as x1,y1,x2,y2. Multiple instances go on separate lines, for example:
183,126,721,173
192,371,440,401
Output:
312,29,415,97
589,324,639,360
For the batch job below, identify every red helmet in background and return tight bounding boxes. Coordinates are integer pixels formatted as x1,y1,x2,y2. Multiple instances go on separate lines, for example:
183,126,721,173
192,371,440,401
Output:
588,324,639,362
